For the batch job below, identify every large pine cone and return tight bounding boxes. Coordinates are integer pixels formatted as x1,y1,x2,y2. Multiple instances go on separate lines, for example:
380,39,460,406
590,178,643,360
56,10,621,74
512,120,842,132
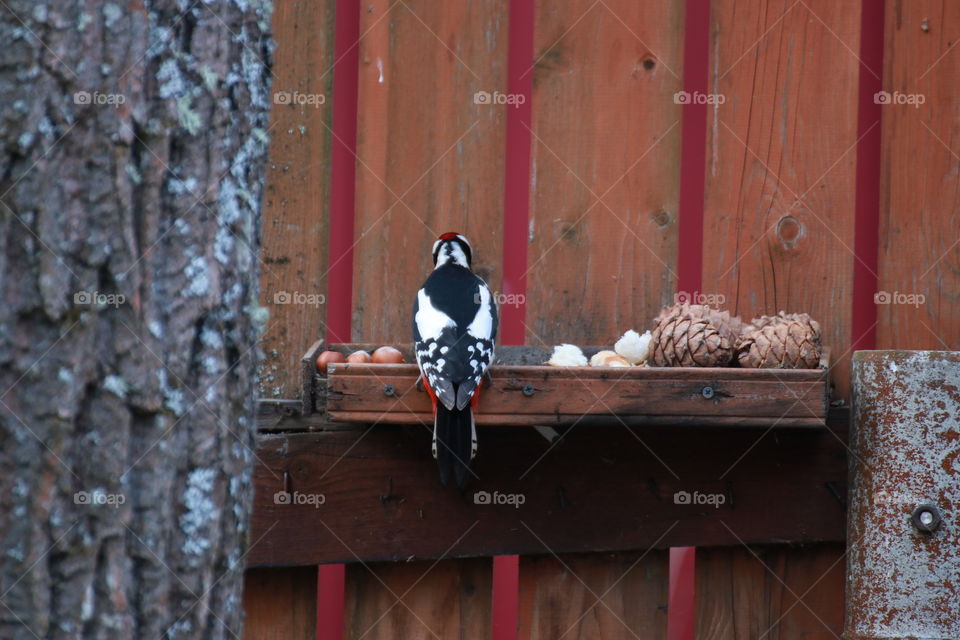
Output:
657,304,743,341
746,311,821,342
701,307,744,345
651,304,735,367
737,320,822,368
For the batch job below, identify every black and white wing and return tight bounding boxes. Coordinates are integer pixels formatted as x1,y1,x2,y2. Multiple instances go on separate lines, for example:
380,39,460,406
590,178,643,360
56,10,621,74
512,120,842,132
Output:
412,288,459,410
453,283,497,409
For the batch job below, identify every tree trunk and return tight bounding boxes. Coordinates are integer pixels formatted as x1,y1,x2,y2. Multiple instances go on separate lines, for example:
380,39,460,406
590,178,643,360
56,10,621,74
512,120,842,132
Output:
0,1,272,638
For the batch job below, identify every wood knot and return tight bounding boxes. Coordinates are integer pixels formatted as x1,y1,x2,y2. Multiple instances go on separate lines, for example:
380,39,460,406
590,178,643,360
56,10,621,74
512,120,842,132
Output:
651,209,672,229
775,215,803,249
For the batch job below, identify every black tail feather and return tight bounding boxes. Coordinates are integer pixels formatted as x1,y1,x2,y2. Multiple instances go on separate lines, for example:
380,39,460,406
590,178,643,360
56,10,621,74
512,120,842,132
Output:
435,404,473,490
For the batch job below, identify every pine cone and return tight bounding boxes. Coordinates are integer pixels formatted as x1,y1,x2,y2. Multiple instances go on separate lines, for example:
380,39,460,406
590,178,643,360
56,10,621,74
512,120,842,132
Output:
650,304,735,367
746,311,821,342
702,308,744,345
737,321,822,368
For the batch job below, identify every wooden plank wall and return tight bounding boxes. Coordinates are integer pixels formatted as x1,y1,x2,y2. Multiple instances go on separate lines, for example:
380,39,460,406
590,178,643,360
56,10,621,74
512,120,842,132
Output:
258,0,336,399
524,0,684,346
344,558,492,640
878,0,960,351
246,0,960,638
695,544,846,639
351,0,509,343
702,0,861,399
518,552,669,639
693,1,861,635
243,567,317,639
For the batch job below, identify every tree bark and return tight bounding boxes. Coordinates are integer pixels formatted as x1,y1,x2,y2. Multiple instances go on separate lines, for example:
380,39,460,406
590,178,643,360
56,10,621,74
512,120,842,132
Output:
0,1,272,638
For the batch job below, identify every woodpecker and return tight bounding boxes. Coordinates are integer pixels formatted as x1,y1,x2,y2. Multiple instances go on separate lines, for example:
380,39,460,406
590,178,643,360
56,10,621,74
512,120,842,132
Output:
413,232,498,489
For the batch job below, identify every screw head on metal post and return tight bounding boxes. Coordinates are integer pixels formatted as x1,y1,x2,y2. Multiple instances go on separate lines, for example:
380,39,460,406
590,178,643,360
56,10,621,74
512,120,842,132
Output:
911,503,942,534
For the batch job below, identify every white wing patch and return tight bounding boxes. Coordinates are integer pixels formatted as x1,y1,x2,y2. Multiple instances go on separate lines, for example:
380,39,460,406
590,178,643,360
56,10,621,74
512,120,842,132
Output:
416,289,455,339
467,286,494,340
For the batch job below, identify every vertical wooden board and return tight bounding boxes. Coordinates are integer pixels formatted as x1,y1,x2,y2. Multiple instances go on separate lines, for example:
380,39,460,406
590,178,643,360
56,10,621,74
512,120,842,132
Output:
695,544,845,640
351,0,509,343
344,557,492,640
243,566,317,640
702,0,860,399
877,1,960,351
517,552,669,640
524,0,684,347
258,0,335,398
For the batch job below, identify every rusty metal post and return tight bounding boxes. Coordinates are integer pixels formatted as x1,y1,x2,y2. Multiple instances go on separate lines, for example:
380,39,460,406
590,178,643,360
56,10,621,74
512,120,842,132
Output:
847,351,960,640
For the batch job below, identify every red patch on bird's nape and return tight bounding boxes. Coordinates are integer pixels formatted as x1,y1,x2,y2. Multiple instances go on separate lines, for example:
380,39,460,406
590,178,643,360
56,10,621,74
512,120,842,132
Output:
438,232,461,241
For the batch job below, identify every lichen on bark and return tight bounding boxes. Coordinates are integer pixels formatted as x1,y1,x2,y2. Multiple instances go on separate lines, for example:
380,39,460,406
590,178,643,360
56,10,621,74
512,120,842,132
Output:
0,1,273,638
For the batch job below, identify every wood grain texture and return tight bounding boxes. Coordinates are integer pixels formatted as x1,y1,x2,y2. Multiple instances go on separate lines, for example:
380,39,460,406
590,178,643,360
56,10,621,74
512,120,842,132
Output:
344,557,492,640
877,0,960,351
324,363,829,426
247,414,848,566
518,552,669,640
695,544,845,640
525,0,684,346
242,567,317,640
351,0,509,343
259,0,336,398
702,0,861,399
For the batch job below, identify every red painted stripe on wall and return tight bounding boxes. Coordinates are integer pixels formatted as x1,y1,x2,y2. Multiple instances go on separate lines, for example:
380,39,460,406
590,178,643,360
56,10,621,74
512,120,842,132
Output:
492,554,520,640
493,1,535,638
316,563,345,640
677,0,710,297
499,0,534,347
325,0,361,346
668,547,696,640
318,0,361,638
670,2,710,639
851,0,884,351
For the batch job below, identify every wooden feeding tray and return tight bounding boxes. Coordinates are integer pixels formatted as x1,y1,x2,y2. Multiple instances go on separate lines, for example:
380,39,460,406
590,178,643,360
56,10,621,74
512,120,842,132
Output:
304,342,830,428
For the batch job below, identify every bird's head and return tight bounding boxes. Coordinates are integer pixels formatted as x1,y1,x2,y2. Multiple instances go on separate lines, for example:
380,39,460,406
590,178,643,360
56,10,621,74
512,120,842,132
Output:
432,232,473,269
